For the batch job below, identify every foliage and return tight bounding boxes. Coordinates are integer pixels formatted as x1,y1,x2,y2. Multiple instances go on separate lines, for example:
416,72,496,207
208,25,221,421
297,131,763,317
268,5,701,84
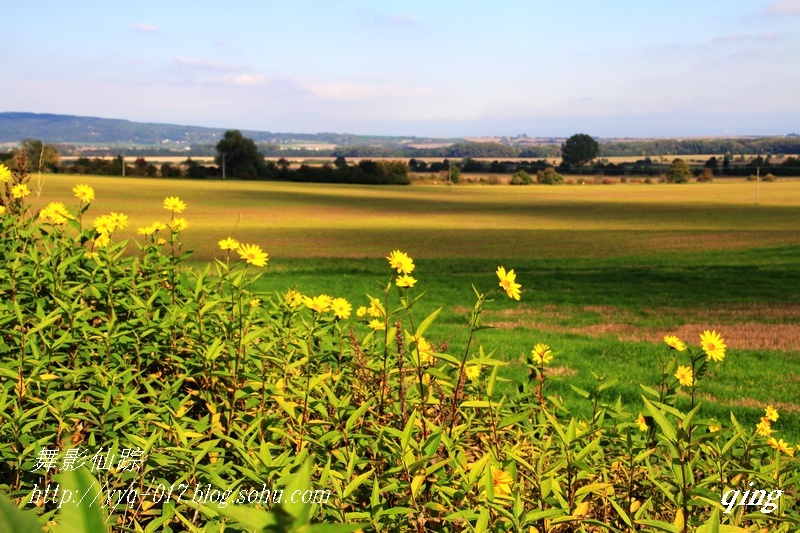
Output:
561,134,600,168
537,167,564,185
216,130,274,180
666,159,692,184
1,169,799,531
510,170,533,185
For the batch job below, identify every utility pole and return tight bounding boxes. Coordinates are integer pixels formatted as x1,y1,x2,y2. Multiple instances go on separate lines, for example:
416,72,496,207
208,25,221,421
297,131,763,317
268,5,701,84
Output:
755,150,763,205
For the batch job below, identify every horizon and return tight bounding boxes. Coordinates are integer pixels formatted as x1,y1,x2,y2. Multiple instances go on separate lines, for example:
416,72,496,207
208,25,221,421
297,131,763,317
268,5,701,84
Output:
2,1,799,138
2,111,798,142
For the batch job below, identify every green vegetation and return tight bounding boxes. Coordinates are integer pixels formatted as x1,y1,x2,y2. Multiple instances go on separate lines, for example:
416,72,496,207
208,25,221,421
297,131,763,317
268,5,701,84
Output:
0,167,800,533
1,166,799,531
561,134,600,170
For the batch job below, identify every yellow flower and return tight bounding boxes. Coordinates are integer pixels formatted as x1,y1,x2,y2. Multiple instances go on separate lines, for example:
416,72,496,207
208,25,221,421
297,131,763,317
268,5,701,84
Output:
765,405,779,422
151,222,167,232
416,337,436,365
72,184,95,203
94,233,111,248
110,212,128,230
465,364,481,380
303,295,332,313
663,335,686,352
163,196,186,213
39,202,72,225
768,437,795,457
0,163,11,182
709,423,720,433
157,238,167,246
674,365,694,387
496,266,521,300
93,214,116,234
218,237,240,251
368,319,385,331
396,274,417,288
170,217,189,232
636,412,648,432
491,466,513,497
756,417,773,437
285,289,303,308
531,343,553,365
700,330,726,362
331,297,352,319
356,306,367,318
237,243,268,267
137,225,155,236
0,205,5,216
84,251,99,260
367,297,384,318
249,298,260,308
386,250,414,274
11,184,30,199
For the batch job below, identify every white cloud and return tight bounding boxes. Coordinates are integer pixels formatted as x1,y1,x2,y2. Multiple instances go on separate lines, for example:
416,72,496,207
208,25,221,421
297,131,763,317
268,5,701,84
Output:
385,15,417,25
711,32,783,43
134,23,157,33
305,81,430,100
223,74,267,86
173,57,248,72
764,0,800,15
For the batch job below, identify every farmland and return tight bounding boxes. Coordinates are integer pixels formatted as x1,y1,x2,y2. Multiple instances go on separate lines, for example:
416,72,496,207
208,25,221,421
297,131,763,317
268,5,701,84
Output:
29,174,800,436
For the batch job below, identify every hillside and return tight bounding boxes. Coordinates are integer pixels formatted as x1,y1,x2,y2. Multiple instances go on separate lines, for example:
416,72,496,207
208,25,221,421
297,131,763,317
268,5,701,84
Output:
0,112,457,148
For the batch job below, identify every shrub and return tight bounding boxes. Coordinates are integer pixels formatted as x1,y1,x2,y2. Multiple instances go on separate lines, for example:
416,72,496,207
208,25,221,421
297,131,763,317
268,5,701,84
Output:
510,169,533,185
696,168,714,182
537,167,565,184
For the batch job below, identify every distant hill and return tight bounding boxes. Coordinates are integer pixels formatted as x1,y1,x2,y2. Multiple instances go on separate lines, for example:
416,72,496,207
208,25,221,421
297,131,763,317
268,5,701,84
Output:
0,112,458,148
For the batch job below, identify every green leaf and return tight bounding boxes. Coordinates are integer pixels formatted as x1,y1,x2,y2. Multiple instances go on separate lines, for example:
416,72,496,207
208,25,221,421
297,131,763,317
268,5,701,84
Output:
415,307,442,338
0,494,46,533
643,396,677,442
51,467,109,533
208,503,278,530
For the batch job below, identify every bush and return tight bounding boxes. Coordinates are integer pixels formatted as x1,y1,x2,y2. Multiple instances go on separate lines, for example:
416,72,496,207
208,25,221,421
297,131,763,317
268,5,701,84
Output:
536,167,565,184
696,168,714,182
510,169,533,185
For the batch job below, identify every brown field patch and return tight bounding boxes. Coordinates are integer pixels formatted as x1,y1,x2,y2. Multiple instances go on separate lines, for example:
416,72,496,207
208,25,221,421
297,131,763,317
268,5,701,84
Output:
679,390,800,414
485,303,800,352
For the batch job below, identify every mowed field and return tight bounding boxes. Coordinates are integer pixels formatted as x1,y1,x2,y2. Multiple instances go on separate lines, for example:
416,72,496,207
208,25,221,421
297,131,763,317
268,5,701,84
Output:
31,174,800,438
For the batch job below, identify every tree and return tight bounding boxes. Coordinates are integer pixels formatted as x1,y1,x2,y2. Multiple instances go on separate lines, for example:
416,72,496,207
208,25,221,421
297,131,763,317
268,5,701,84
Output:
561,133,599,169
666,158,692,183
21,138,60,172
215,130,269,179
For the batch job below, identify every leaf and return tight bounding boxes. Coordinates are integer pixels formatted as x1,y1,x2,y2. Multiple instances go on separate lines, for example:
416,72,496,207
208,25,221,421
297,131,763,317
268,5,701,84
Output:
207,503,278,530
51,467,109,533
415,307,442,338
401,409,418,452
343,469,374,499
642,396,677,442
0,494,46,533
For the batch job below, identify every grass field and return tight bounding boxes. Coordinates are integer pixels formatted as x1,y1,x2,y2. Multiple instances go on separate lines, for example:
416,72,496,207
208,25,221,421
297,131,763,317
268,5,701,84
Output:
31,174,800,438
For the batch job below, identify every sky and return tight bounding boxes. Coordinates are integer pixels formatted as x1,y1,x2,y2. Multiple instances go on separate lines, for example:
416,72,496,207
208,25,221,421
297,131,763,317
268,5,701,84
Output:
2,0,799,138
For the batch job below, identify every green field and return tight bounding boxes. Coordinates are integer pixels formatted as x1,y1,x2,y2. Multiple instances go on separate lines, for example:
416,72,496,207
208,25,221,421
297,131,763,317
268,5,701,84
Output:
35,174,800,438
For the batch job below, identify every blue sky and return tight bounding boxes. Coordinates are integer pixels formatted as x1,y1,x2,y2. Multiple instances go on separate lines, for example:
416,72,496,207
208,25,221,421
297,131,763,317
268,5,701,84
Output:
2,1,798,137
